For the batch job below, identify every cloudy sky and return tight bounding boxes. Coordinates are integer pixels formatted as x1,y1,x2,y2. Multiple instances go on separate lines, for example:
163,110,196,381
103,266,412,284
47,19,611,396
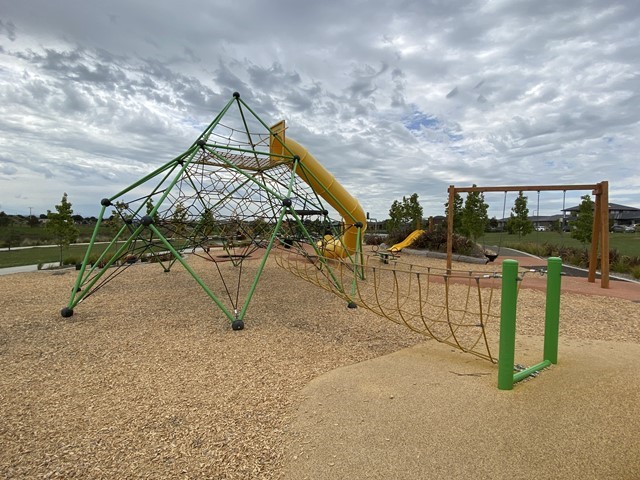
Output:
1,0,638,221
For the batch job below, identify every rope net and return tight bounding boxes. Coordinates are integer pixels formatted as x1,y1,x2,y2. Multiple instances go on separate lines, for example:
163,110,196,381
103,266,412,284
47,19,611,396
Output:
67,98,354,320
275,249,505,362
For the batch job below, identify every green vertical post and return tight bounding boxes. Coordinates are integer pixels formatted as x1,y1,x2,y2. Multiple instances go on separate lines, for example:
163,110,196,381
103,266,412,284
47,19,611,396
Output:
498,259,519,391
543,257,562,364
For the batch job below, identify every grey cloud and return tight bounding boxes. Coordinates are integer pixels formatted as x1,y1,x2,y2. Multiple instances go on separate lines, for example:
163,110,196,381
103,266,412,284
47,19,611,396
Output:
0,20,16,41
0,0,639,218
213,61,248,94
0,163,18,175
347,63,389,100
247,62,301,92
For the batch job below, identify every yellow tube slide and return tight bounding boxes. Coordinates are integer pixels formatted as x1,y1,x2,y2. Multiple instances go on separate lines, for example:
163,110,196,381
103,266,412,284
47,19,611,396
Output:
388,229,424,253
270,122,366,258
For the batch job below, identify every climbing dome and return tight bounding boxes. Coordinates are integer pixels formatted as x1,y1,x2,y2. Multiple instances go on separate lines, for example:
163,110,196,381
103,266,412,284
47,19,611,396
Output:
62,92,366,329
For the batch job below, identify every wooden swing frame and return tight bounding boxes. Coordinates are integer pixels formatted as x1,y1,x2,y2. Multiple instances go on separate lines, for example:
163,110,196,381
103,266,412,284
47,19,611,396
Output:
446,181,610,288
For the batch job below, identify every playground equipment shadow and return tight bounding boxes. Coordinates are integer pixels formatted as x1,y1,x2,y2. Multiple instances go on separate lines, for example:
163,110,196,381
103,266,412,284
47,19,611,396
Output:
283,250,640,479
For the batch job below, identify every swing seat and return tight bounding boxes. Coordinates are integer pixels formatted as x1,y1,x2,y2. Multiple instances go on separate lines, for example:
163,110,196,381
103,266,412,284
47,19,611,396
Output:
485,252,498,262
377,251,399,264
483,247,498,262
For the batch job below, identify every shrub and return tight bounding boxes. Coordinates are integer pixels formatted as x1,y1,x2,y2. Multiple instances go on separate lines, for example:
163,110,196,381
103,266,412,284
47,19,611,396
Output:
386,227,414,246
364,234,385,246
88,252,115,268
411,228,484,257
63,256,80,266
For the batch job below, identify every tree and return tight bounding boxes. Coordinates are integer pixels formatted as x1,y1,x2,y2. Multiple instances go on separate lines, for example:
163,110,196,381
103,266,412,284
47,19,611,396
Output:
0,211,10,228
506,191,533,237
109,201,130,238
571,194,594,245
200,207,216,237
27,215,40,228
387,193,423,234
46,193,79,266
444,192,463,233
460,186,489,242
172,202,188,237
549,219,562,233
0,212,20,251
145,198,159,223
387,200,405,234
403,193,423,230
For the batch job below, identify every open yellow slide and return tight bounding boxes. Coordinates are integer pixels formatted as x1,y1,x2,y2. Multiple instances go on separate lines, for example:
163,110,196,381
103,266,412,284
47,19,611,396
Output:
388,229,424,252
270,122,367,258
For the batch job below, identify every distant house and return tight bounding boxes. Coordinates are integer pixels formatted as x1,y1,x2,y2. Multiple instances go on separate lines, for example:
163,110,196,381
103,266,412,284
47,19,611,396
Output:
563,203,640,227
493,203,640,231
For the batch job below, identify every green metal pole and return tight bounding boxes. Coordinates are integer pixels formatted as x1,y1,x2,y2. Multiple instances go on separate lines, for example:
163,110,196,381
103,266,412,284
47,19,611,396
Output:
237,210,289,320
148,224,236,322
67,225,145,308
68,204,107,303
513,360,552,383
543,257,562,364
498,259,519,390
193,95,238,145
108,156,182,201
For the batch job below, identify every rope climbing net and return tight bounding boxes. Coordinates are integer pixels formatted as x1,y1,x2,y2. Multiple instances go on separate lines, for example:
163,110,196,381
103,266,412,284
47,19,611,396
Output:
63,94,359,328
275,249,550,362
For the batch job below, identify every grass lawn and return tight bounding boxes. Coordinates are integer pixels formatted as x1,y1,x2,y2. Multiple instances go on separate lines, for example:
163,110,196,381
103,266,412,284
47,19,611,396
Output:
0,224,110,246
478,231,640,257
2,230,638,269
0,243,116,269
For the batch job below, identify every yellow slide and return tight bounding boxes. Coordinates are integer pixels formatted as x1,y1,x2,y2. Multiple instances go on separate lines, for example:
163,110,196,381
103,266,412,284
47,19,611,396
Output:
388,229,424,252
270,122,366,258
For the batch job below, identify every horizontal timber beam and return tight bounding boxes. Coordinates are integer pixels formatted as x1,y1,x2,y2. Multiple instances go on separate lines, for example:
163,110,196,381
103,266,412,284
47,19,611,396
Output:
451,184,600,194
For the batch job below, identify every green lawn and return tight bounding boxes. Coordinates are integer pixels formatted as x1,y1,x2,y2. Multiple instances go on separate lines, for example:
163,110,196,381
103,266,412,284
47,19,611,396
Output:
478,231,640,257
0,243,116,269
0,224,112,247
1,230,639,269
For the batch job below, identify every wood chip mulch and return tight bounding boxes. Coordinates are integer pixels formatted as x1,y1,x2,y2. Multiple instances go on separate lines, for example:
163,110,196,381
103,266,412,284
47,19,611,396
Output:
1,254,638,479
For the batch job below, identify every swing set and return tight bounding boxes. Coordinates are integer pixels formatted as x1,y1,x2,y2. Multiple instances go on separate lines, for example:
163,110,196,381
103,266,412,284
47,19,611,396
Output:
445,182,610,288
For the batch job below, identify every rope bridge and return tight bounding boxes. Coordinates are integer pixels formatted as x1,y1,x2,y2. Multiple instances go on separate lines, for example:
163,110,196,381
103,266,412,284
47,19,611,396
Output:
275,250,508,362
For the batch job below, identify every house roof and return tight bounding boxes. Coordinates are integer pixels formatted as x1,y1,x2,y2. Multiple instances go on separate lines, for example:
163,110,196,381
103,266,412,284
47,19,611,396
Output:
563,202,640,212
498,214,563,223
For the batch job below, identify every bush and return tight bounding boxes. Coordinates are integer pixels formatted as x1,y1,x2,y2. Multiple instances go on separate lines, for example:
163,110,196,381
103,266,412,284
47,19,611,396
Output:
503,241,640,275
411,227,484,257
88,252,115,268
385,227,415,246
63,256,80,266
364,234,386,246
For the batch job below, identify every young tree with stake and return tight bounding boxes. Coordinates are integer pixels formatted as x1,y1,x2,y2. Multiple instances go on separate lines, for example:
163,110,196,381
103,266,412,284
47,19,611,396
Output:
46,193,79,266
